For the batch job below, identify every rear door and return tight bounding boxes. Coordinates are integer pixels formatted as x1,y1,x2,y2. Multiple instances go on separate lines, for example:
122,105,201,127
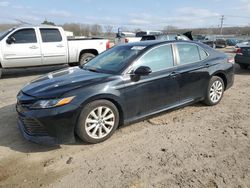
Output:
39,28,68,65
1,28,42,68
175,43,210,103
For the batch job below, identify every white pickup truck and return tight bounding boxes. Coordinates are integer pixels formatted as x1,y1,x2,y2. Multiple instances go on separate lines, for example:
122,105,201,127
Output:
0,25,110,78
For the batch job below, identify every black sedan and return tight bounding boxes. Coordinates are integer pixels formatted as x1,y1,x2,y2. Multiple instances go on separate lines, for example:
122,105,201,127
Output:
16,41,234,144
235,46,250,69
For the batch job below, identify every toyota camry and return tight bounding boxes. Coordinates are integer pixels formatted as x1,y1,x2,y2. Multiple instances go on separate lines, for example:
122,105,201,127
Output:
16,40,234,144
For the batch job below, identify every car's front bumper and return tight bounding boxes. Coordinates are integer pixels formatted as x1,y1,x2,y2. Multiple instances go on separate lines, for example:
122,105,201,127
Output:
16,102,81,145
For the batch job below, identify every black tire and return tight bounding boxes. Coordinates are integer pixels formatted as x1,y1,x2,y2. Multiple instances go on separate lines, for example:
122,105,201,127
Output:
239,64,249,70
0,68,2,79
79,53,95,66
76,100,119,144
203,76,225,106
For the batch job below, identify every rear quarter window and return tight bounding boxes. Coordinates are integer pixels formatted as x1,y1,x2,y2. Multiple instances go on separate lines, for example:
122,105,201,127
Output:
198,47,208,60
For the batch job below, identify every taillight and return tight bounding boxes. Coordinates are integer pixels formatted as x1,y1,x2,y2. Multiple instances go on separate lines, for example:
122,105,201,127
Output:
125,38,129,43
236,48,242,55
227,57,234,64
106,40,110,49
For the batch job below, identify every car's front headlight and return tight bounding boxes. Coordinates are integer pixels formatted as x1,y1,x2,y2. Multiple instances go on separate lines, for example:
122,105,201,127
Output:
31,96,75,109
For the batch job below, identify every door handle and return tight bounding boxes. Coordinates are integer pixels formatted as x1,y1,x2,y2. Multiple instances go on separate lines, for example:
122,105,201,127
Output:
56,44,64,48
169,71,180,77
29,45,38,49
205,63,210,68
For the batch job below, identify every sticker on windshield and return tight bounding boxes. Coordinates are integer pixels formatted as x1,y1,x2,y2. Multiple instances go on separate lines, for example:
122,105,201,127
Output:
131,46,146,50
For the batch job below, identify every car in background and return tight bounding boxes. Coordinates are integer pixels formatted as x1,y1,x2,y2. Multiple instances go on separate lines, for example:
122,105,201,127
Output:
226,38,239,46
193,35,227,48
0,26,110,78
235,40,250,48
235,45,250,69
135,30,163,37
215,38,227,48
115,30,163,45
193,35,216,48
115,32,142,45
16,40,234,145
140,33,190,41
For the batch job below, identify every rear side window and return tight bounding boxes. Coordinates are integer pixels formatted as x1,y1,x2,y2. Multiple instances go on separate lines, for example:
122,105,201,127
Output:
40,29,62,42
133,45,174,72
176,44,201,65
10,29,37,43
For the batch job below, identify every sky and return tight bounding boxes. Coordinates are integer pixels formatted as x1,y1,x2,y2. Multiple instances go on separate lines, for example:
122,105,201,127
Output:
0,0,250,30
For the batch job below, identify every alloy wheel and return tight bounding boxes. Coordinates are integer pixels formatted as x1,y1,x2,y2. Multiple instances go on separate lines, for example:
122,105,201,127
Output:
209,80,223,103
85,106,115,139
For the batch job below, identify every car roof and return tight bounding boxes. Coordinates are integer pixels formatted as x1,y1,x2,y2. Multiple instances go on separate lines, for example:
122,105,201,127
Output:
123,40,202,48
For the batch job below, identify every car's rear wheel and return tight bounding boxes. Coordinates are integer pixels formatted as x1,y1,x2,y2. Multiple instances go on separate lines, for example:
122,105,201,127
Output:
0,68,2,78
76,100,119,144
239,64,249,70
79,53,95,66
204,76,224,106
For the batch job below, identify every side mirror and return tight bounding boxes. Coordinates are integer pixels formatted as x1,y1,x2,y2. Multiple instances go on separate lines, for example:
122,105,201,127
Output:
134,66,152,76
6,36,15,44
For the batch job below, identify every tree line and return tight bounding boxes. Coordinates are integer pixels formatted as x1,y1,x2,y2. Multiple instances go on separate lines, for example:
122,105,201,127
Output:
1,22,250,37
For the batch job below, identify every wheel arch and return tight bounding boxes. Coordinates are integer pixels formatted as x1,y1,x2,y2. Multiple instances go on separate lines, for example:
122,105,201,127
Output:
80,94,125,126
212,71,228,89
78,49,99,62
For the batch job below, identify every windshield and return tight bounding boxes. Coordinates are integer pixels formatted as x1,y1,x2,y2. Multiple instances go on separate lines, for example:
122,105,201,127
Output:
0,28,15,41
83,45,146,74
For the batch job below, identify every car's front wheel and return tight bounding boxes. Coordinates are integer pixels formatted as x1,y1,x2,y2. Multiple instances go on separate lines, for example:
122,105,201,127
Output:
204,76,225,106
76,100,119,144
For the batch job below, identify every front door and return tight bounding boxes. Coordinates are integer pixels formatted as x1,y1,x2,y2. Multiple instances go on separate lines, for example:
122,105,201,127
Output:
123,44,180,121
1,28,42,68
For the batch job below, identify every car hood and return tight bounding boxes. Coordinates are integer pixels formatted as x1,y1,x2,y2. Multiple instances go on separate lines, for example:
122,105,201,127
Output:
22,67,111,99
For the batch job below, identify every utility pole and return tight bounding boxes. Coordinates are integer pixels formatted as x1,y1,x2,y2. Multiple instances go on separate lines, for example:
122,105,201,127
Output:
220,15,224,35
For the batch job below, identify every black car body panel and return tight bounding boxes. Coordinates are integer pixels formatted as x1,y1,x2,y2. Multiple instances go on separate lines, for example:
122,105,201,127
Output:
16,41,234,144
235,46,250,65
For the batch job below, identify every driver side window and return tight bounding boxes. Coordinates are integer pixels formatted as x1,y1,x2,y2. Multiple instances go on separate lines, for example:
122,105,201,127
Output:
132,44,174,72
9,29,37,44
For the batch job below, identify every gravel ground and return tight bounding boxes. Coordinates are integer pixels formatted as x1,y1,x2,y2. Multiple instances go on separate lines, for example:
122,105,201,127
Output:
0,51,249,188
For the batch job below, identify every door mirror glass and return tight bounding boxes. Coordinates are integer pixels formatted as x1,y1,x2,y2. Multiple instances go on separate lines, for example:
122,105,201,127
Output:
134,66,152,76
6,36,15,44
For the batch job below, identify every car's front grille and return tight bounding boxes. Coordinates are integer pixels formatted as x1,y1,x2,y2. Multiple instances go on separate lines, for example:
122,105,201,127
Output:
19,115,48,136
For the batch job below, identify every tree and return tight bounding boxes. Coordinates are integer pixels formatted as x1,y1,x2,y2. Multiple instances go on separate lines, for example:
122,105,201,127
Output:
163,25,178,33
104,25,113,35
91,24,102,36
41,19,56,26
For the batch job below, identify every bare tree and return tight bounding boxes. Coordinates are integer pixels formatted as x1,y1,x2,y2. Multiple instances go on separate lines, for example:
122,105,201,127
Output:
163,25,178,33
104,25,113,35
91,24,102,36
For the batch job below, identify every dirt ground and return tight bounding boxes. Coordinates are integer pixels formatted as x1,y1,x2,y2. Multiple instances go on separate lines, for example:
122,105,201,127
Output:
0,51,249,188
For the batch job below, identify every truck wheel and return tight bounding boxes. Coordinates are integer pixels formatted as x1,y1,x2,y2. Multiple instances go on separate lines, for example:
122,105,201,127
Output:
203,76,224,106
239,64,249,70
79,53,95,66
76,100,119,144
